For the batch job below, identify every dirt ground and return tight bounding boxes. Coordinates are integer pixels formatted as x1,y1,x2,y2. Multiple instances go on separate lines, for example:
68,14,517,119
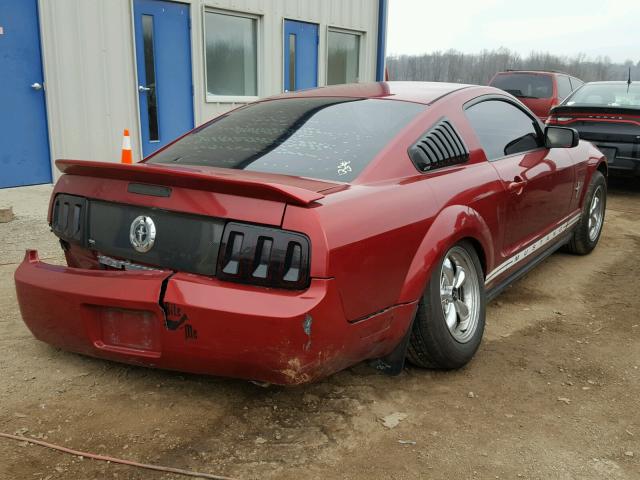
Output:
0,179,639,480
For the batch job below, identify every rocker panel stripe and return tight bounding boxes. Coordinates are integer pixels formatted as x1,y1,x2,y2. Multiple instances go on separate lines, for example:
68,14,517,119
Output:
485,213,581,284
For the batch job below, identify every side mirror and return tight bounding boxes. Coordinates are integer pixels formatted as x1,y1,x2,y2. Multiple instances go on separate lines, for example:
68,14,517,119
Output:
544,126,579,149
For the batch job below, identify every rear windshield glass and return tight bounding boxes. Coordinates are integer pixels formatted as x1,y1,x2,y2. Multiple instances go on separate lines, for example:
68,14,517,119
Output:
566,83,640,108
148,97,425,182
490,74,553,99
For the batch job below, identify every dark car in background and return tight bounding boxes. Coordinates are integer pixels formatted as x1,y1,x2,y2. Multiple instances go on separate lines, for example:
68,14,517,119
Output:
547,81,640,177
490,70,584,121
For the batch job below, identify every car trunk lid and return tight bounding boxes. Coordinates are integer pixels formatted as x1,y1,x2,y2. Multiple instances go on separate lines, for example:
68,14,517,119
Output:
56,159,337,206
51,160,340,275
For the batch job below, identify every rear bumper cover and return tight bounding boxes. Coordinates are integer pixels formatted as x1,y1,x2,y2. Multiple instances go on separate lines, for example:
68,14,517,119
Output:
15,250,416,385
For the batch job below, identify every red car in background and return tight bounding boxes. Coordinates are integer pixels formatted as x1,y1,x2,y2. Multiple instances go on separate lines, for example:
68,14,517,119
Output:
490,70,584,121
15,82,607,385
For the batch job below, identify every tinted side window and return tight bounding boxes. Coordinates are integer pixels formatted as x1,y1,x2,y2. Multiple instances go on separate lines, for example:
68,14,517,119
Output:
556,75,572,100
465,100,541,161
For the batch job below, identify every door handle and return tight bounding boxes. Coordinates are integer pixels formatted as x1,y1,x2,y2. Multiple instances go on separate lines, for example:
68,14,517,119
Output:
138,85,151,92
507,176,526,195
30,82,43,91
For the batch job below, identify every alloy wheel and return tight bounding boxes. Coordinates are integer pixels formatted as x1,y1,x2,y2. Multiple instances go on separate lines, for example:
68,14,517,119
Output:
588,186,604,242
440,246,481,343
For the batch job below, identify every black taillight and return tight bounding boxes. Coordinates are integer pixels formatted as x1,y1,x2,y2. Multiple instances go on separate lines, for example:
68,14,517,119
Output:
216,222,310,290
51,194,87,246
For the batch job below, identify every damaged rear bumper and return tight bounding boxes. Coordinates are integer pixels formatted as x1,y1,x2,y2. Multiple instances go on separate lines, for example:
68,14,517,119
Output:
14,250,416,385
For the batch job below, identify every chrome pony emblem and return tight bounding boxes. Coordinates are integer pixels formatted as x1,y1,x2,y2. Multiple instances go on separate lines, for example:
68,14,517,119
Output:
129,216,156,253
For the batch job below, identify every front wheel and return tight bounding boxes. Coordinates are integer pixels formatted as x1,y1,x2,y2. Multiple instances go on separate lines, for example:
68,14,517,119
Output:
566,170,607,255
407,240,486,369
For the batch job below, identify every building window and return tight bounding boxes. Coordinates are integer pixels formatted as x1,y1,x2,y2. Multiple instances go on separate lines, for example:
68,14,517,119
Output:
204,11,258,99
327,29,361,85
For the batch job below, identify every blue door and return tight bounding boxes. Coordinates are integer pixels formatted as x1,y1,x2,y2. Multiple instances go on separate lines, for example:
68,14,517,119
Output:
283,20,318,92
133,0,194,158
0,0,52,188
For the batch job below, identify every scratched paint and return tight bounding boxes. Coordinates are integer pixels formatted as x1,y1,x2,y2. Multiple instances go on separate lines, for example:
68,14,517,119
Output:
303,314,312,351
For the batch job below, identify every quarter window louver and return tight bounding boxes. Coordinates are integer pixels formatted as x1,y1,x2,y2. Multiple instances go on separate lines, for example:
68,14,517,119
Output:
408,118,469,172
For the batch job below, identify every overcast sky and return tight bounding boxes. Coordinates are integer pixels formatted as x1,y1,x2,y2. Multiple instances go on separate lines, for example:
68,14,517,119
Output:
387,0,640,63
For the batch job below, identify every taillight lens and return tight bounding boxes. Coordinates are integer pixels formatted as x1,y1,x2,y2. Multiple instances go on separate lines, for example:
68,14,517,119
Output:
547,116,572,124
51,194,88,246
216,222,311,290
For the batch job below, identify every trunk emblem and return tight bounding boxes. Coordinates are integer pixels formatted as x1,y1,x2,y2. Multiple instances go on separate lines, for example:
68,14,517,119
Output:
129,216,156,253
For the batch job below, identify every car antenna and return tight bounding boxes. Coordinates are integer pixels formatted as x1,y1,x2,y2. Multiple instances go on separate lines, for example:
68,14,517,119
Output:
627,67,632,93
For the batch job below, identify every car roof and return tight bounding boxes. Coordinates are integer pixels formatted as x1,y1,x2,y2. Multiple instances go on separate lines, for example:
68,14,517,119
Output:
265,81,474,105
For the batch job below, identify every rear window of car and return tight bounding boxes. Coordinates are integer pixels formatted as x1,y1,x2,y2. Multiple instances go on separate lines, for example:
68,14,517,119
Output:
490,73,553,99
148,97,425,182
566,83,640,108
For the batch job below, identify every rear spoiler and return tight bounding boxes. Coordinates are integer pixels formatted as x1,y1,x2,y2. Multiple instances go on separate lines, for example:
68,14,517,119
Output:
55,159,325,206
551,105,640,116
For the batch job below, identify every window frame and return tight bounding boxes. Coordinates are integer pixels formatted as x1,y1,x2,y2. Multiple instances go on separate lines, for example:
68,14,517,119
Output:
463,95,547,163
202,7,262,103
325,26,364,86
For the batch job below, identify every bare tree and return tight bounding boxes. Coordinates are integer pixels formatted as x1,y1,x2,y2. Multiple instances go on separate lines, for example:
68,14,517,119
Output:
387,48,640,84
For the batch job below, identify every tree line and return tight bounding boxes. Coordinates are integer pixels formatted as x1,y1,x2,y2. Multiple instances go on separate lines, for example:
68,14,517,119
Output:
386,48,640,85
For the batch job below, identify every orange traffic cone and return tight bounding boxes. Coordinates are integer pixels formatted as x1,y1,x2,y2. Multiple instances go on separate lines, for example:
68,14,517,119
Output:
121,129,133,164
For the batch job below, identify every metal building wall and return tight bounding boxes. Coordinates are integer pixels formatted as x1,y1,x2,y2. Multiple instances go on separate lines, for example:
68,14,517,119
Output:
193,0,380,122
38,0,141,167
38,0,381,175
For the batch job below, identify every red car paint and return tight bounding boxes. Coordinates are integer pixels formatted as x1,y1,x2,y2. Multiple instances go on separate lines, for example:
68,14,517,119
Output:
15,82,606,385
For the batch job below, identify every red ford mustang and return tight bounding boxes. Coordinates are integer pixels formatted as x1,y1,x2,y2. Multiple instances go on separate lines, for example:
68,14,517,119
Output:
15,82,607,385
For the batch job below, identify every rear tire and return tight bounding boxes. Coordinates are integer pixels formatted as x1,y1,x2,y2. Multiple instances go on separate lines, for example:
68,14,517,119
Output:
407,240,486,369
566,171,606,255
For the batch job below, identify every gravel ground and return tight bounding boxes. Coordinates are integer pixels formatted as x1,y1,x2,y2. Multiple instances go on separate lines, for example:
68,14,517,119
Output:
0,179,639,480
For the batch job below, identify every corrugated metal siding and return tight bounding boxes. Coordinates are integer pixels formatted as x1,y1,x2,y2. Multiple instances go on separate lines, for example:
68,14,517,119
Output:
38,0,380,176
39,0,141,169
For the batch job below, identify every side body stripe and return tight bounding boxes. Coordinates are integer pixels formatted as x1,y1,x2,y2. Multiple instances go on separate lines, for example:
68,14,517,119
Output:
485,213,581,284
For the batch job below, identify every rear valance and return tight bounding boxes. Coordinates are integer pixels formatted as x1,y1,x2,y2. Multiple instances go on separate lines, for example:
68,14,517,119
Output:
55,159,325,206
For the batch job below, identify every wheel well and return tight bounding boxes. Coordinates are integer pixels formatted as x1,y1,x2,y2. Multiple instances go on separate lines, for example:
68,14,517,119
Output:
597,161,608,178
461,237,487,278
